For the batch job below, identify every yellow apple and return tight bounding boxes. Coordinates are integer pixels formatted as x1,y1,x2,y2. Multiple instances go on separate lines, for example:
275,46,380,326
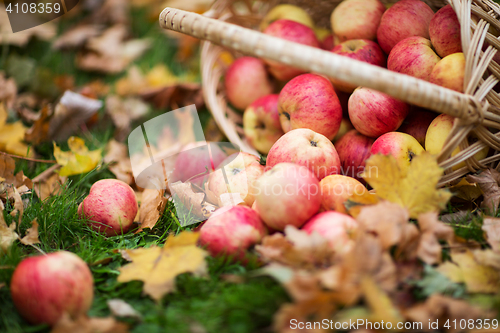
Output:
259,4,314,31
425,114,488,170
429,52,465,92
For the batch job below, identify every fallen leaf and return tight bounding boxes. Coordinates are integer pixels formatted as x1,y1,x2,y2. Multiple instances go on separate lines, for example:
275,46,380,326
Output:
54,137,102,176
140,83,204,111
107,299,142,321
117,231,208,301
361,153,452,218
90,0,130,25
417,212,456,265
0,154,33,199
0,72,17,109
9,186,24,224
104,140,134,184
467,169,500,214
50,313,129,333
49,91,103,141
0,103,33,157
52,24,104,49
25,105,53,145
437,249,500,293
0,201,18,253
105,96,149,141
32,164,66,201
361,275,404,327
169,182,205,219
136,188,168,232
20,218,40,245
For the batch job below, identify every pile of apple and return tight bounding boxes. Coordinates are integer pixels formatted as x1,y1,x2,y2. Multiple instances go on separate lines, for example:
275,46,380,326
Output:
200,0,492,257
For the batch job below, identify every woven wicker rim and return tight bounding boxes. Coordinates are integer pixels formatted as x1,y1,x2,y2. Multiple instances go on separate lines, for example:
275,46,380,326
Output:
159,0,500,186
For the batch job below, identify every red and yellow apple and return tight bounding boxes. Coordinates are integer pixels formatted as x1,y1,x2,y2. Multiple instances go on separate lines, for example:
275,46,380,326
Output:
254,163,321,230
429,5,462,58
334,129,375,182
278,73,343,140
348,87,409,137
266,128,341,180
319,175,367,214
259,4,314,31
429,52,465,92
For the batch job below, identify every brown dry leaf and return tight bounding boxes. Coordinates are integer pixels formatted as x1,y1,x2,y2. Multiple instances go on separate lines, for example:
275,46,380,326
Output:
417,212,456,265
25,105,53,145
136,188,168,232
360,275,404,327
20,218,40,245
104,140,133,184
0,72,17,109
140,83,204,110
169,182,205,218
482,217,500,252
404,294,491,333
52,24,103,49
80,81,111,98
117,231,208,301
0,154,33,198
449,178,483,202
50,313,129,333
361,153,451,218
77,25,151,74
0,7,56,47
90,0,130,25
107,299,142,321
105,96,149,141
9,187,24,223
0,201,18,253
467,169,500,215
32,165,66,201
437,249,500,293
0,103,34,157
49,91,103,141
256,226,334,269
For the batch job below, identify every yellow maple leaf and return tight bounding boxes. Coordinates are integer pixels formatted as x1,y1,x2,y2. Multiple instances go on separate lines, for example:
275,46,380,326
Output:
53,137,102,176
360,153,451,218
0,103,33,157
117,231,207,301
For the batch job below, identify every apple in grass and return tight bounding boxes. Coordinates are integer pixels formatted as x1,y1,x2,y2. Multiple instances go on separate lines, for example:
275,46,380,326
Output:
398,107,437,147
254,163,321,230
429,52,465,92
425,114,489,170
259,4,314,31
330,39,386,93
335,129,375,182
387,36,441,81
207,152,264,206
319,175,367,214
429,5,462,58
199,205,267,260
10,251,93,326
301,211,359,253
78,179,138,236
278,74,343,140
348,87,409,138
331,0,386,42
243,94,284,154
370,132,425,174
377,0,434,54
224,56,274,110
263,20,320,81
266,128,341,180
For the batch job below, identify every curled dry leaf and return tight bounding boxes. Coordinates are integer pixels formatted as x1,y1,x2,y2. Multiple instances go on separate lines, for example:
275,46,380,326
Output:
105,95,149,141
107,299,142,321
104,140,133,184
0,72,17,109
54,136,102,177
24,105,53,145
0,154,33,199
9,186,24,224
467,169,500,215
417,212,456,265
49,90,103,141
20,218,40,245
117,231,208,301
361,153,451,218
32,164,66,201
136,188,168,232
169,182,205,219
482,217,500,252
50,313,129,333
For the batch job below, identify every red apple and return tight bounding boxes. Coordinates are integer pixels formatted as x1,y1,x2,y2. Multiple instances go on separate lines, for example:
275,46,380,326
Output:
224,56,274,110
266,128,341,180
199,205,267,259
254,163,321,230
348,87,409,138
330,39,386,92
10,251,93,326
398,107,437,147
429,5,462,58
78,179,138,236
331,0,386,42
370,132,425,174
301,211,358,253
319,175,367,214
377,0,434,54
207,152,265,206
263,19,320,81
278,74,343,140
387,36,441,81
243,94,284,154
335,129,375,182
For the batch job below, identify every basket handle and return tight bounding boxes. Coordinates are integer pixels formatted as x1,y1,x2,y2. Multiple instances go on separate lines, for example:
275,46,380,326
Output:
159,7,481,124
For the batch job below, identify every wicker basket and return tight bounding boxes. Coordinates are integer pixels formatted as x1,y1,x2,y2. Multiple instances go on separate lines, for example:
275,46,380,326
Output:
160,0,500,186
